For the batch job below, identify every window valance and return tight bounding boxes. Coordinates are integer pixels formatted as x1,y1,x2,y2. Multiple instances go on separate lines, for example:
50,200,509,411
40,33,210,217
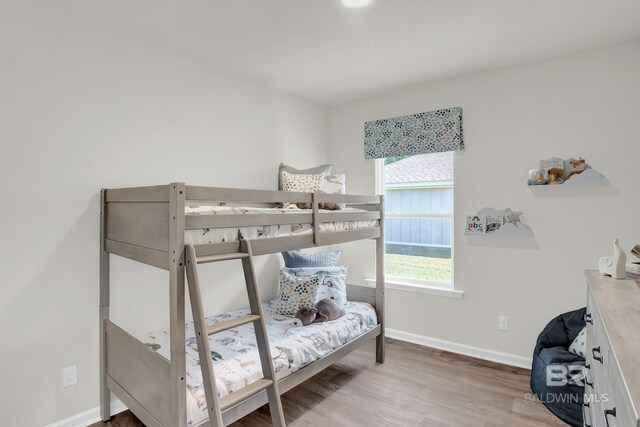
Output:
364,107,463,159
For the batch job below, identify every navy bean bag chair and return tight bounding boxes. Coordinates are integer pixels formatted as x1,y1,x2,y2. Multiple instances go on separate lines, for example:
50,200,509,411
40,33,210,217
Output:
530,307,586,427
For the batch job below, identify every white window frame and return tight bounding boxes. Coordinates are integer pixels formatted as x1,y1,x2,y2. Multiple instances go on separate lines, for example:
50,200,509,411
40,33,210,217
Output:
374,158,463,299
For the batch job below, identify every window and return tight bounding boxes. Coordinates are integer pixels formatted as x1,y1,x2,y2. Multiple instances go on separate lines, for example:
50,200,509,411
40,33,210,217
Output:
376,152,454,289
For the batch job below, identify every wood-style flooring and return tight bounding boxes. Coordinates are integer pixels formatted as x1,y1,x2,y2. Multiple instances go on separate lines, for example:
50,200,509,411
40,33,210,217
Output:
90,338,565,427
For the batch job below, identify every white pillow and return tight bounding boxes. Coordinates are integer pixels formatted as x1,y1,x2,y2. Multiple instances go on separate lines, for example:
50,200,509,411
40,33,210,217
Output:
320,173,347,210
276,270,322,316
323,173,346,195
280,170,325,209
568,326,587,357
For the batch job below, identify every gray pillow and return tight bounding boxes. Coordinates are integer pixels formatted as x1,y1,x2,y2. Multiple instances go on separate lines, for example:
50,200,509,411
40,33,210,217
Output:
281,250,342,268
278,163,332,190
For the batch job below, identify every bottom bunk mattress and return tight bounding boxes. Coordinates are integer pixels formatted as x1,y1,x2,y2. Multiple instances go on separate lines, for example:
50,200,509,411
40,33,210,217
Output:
141,300,378,426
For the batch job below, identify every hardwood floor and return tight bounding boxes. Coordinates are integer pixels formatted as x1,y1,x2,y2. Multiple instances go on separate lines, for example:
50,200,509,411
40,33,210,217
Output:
91,339,565,427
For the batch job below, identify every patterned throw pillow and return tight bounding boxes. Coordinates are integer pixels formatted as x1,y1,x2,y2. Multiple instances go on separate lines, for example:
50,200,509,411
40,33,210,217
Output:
320,173,347,210
283,266,348,307
280,170,325,209
281,249,342,268
276,270,322,316
568,326,587,357
278,163,332,190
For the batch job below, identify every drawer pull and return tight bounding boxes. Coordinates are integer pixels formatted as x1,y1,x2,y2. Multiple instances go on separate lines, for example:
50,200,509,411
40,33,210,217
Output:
604,407,616,427
584,363,591,370
592,346,603,364
585,313,593,324
585,378,593,388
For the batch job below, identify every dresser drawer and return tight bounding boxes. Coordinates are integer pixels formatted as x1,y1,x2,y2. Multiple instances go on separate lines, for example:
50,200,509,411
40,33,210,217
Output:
586,288,598,343
584,364,601,427
601,360,638,427
587,307,610,391
584,333,637,426
585,271,640,427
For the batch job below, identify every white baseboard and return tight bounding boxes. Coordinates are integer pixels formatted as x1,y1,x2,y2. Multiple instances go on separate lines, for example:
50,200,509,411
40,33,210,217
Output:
386,328,532,369
46,398,127,427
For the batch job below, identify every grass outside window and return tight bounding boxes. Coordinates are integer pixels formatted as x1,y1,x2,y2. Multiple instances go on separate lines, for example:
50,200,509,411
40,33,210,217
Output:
385,253,451,282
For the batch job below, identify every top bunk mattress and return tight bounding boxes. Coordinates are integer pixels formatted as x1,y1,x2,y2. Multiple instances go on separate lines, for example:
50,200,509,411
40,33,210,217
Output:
142,300,378,426
185,205,378,246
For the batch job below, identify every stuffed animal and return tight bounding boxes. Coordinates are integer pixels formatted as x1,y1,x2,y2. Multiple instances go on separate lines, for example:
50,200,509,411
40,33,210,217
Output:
293,298,346,326
568,158,587,179
504,208,523,224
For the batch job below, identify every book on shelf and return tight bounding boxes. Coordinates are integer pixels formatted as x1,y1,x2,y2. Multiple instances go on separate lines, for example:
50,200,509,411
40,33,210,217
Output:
465,215,486,234
528,168,548,185
631,244,640,260
626,262,640,273
485,215,504,233
540,158,565,185
626,269,640,280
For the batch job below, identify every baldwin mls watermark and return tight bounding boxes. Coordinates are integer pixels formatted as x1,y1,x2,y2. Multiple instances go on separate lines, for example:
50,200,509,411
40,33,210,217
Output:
525,393,609,404
524,364,609,404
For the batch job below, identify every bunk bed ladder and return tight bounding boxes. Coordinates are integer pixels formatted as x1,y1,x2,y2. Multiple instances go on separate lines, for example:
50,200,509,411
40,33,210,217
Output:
185,243,286,427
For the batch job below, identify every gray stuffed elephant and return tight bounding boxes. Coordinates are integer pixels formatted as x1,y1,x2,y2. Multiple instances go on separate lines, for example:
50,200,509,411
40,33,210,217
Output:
294,298,346,326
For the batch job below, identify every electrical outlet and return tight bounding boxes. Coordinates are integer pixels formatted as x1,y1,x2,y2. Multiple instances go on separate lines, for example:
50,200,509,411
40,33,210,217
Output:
63,365,77,387
498,316,508,331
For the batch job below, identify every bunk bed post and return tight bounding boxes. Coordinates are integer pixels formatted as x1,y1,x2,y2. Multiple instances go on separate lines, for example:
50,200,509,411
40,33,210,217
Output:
99,189,111,421
375,194,385,364
169,183,187,427
312,192,319,244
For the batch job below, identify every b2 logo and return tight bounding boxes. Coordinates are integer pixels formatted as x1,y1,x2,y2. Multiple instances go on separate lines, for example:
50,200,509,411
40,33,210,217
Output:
546,364,585,387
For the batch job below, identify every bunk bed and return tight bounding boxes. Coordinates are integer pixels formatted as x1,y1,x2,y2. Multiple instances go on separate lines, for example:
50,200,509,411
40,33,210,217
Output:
100,183,385,427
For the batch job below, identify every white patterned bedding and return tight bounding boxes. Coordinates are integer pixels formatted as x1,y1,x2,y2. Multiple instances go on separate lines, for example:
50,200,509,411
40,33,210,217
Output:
184,205,378,246
141,300,378,426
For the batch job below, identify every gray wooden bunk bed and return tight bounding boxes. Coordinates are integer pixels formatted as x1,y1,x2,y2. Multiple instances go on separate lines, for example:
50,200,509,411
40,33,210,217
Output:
100,183,385,427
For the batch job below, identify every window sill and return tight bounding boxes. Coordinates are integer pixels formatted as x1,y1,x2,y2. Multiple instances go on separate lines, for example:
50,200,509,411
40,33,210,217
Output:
364,278,464,299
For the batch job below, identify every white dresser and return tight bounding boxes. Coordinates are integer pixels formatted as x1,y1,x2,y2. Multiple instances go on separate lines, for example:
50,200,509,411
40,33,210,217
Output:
584,270,640,427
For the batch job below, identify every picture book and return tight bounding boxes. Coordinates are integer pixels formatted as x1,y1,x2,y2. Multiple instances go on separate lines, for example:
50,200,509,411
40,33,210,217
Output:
627,262,640,273
485,215,504,233
626,270,640,280
540,158,565,184
539,157,564,170
528,168,548,185
465,215,486,234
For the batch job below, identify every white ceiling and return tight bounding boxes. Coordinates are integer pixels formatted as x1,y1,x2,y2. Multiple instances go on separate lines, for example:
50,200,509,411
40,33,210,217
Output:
51,0,640,105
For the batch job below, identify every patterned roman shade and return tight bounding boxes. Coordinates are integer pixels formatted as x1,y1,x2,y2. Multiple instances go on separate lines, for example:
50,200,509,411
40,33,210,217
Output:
364,107,463,159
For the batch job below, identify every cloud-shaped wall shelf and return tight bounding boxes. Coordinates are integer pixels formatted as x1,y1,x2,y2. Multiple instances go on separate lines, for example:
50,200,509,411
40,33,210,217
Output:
561,169,609,187
492,221,534,238
528,167,609,189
